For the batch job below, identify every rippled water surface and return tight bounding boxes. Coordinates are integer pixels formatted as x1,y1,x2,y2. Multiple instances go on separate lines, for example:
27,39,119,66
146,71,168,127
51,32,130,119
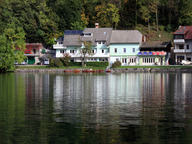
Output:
0,72,192,144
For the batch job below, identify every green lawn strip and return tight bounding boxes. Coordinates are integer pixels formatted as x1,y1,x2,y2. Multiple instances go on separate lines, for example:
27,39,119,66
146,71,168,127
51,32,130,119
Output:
16,66,106,70
118,66,192,69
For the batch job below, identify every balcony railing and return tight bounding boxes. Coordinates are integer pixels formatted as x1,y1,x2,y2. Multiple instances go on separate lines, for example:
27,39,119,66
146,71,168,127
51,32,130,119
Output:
173,39,185,43
174,49,192,53
53,44,66,49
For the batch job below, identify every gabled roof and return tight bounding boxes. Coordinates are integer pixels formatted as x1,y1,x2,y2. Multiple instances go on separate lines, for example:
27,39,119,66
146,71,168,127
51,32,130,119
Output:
63,30,83,46
80,28,113,46
110,30,143,44
63,28,113,46
140,41,171,48
173,26,192,39
56,36,64,42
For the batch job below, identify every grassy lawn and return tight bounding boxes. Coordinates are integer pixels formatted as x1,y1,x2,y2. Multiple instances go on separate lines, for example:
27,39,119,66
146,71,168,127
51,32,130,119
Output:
16,65,192,70
16,65,106,70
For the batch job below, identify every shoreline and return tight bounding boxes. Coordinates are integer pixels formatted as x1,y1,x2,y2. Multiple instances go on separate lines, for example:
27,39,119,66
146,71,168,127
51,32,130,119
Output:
15,67,192,73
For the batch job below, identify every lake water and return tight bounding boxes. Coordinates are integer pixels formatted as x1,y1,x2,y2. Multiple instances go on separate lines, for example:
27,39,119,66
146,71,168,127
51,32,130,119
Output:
0,72,192,144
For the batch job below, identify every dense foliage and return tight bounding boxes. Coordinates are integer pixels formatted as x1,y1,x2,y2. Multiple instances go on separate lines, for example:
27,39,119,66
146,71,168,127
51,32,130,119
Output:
1,0,192,72
112,61,121,68
1,0,192,46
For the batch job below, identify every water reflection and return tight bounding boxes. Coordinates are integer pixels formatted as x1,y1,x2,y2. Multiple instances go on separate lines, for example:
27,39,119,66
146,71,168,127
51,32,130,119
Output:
0,72,192,143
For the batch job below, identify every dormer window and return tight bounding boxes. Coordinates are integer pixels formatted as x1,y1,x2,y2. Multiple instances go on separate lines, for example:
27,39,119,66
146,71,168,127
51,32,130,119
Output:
57,41,63,44
83,33,92,37
174,35,184,39
97,41,106,45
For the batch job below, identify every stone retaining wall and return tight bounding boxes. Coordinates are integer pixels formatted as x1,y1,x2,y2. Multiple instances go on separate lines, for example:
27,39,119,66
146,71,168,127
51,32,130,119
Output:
15,68,192,73
111,68,192,73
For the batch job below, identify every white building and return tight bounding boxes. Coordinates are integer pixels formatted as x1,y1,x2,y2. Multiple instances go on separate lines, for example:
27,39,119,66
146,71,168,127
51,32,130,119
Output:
173,26,192,64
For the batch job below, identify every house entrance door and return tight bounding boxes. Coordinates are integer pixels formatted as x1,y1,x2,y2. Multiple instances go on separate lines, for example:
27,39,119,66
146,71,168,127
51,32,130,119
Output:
28,57,35,65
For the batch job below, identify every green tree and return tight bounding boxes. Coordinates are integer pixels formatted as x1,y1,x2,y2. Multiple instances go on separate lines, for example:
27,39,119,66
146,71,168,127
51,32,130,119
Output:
178,0,192,25
0,23,26,72
79,41,94,67
94,3,120,28
60,53,71,67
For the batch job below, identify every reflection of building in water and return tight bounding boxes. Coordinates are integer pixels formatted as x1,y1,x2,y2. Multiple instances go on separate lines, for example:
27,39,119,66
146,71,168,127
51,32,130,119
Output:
141,73,167,122
25,73,50,118
52,73,143,128
174,73,192,121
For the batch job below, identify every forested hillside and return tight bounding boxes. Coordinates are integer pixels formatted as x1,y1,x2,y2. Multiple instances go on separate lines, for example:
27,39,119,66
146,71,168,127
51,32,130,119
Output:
0,0,192,46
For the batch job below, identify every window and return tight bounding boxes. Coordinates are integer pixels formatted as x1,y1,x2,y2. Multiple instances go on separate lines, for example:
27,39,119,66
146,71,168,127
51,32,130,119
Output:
124,48,126,53
174,35,184,39
122,58,127,63
97,41,106,45
142,58,155,63
187,45,189,49
115,48,117,53
70,50,75,53
132,48,135,53
92,50,95,53
60,50,65,53
179,45,184,49
84,33,92,36
129,58,136,63
102,50,104,53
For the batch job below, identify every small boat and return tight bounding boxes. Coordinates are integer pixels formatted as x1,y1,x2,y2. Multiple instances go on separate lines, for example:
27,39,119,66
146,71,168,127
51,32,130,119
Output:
89,69,93,72
82,69,87,73
64,69,72,73
98,70,104,73
93,70,98,73
105,69,111,73
73,69,81,73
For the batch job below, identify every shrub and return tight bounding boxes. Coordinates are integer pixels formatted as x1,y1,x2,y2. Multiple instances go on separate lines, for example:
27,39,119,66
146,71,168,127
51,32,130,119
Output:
112,61,121,68
159,25,165,31
69,62,82,66
49,58,63,67
85,62,108,67
60,53,71,67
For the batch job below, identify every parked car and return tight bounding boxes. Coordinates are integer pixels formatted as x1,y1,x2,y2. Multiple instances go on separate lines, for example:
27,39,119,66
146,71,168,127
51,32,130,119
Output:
181,60,192,65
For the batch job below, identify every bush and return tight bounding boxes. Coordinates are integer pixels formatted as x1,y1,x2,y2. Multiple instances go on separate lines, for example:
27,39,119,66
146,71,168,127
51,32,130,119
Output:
112,61,121,68
60,53,71,67
69,62,82,66
85,62,108,67
68,62,109,67
159,25,165,31
49,58,63,67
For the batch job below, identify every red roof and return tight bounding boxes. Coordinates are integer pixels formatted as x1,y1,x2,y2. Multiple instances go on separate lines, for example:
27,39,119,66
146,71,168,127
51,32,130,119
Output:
173,26,192,39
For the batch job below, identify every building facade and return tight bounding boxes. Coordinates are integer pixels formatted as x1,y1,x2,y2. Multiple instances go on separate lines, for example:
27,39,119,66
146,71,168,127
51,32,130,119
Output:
173,26,192,64
53,27,112,62
109,30,143,66
138,41,171,65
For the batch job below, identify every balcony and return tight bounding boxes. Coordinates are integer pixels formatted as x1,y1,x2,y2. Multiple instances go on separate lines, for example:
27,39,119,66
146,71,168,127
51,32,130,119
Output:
53,44,66,49
174,49,192,53
173,39,185,44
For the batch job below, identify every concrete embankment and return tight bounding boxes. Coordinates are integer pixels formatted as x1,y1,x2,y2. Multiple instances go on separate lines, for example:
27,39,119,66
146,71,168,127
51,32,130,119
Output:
15,68,192,73
111,68,192,72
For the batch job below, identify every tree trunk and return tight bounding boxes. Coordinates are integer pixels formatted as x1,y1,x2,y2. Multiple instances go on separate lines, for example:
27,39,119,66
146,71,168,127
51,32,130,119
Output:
156,7,159,31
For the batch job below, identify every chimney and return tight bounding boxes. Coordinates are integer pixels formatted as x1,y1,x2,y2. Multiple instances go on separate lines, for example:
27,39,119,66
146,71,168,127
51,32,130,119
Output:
95,23,99,28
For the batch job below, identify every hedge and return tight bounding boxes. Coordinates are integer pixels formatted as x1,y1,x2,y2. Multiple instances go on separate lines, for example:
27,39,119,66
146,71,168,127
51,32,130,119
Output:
69,62,82,66
69,62,109,67
85,62,108,67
